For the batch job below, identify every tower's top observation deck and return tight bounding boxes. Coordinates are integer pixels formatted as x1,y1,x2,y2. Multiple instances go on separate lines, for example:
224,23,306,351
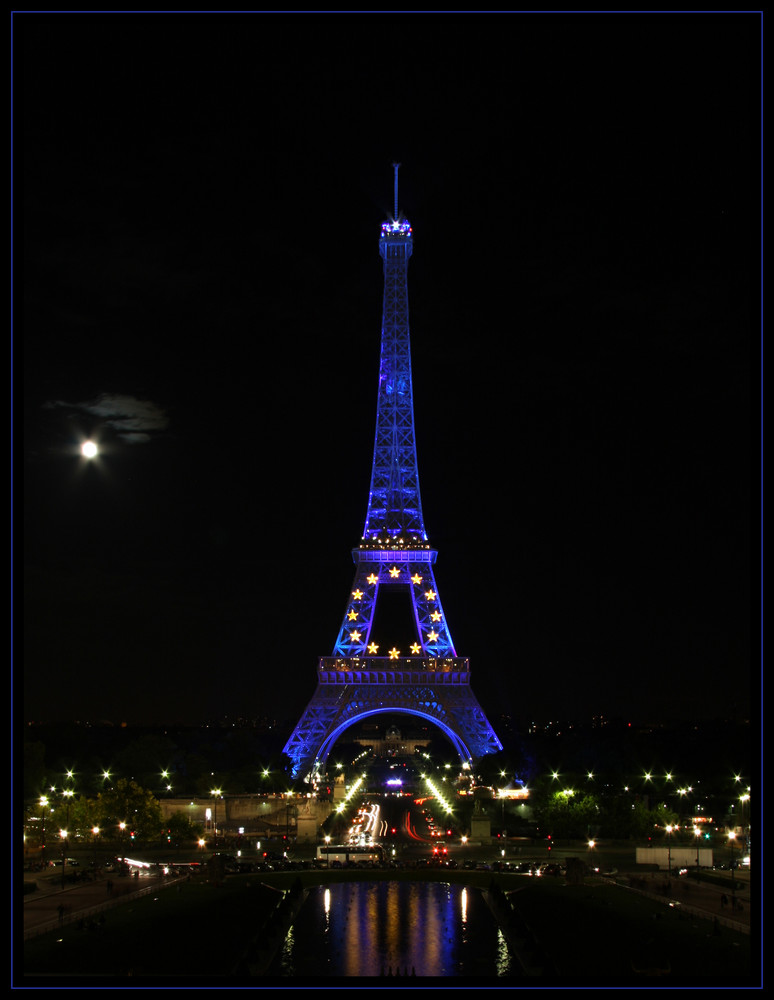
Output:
380,219,412,238
379,162,413,258
380,218,413,259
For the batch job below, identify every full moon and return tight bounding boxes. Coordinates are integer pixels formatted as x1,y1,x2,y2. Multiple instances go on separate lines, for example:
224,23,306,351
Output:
81,441,98,459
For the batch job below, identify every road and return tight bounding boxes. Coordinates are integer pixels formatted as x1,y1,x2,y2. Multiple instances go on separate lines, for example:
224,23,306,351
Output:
23,867,188,938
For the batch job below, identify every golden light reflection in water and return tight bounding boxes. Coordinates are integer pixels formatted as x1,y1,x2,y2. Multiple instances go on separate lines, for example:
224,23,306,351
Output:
496,928,510,976
276,882,515,978
341,886,360,977
340,882,449,976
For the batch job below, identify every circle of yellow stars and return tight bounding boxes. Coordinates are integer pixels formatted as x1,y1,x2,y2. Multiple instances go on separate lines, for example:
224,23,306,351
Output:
343,566,444,657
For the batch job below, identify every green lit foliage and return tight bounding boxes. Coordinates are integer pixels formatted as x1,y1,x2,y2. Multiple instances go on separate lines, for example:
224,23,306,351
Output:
166,811,204,846
94,778,163,843
538,790,600,839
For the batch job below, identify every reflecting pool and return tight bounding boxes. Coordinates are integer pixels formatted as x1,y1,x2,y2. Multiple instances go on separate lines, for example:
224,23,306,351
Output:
269,880,518,979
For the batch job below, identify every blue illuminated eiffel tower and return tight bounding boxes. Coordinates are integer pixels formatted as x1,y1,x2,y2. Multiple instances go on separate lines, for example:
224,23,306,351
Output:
284,166,502,780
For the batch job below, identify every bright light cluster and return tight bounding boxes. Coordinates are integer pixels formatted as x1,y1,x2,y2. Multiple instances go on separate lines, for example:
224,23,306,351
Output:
348,802,380,846
336,775,365,814
381,220,412,236
360,536,429,548
423,775,454,815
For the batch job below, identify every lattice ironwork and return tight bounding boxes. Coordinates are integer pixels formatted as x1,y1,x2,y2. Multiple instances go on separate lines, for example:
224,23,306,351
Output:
283,673,502,777
284,167,501,779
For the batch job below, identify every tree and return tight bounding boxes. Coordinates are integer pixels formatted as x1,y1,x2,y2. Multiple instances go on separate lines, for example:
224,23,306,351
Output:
94,778,163,844
599,793,648,839
536,790,600,839
651,802,680,835
64,794,99,835
166,811,204,848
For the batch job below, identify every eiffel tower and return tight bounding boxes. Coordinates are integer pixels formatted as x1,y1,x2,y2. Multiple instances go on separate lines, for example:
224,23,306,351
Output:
284,166,502,780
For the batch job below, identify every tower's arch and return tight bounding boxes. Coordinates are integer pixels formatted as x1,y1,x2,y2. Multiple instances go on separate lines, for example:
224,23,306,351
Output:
284,660,501,780
316,706,472,768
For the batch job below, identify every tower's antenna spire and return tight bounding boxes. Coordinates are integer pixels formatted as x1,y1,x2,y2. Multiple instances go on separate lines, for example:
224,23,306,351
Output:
392,162,401,220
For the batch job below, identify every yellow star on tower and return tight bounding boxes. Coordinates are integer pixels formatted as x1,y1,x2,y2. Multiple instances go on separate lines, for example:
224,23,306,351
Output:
350,630,362,644
367,642,379,654
352,589,363,600
388,647,400,659
347,610,358,621
424,590,436,601
389,566,401,578
430,611,442,622
411,573,423,585
367,573,378,585
410,642,421,654
427,630,439,643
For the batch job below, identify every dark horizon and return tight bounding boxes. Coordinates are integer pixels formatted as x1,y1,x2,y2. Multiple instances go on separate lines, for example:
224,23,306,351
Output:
22,712,753,806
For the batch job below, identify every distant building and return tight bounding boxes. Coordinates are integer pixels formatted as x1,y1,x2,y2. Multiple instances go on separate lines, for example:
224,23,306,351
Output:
351,724,430,756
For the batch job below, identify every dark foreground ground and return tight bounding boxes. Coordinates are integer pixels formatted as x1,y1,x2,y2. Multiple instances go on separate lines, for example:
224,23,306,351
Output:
19,857,756,987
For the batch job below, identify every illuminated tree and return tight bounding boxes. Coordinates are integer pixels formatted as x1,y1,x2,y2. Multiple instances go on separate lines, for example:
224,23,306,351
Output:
651,801,680,835
166,811,204,848
94,778,163,844
537,790,600,839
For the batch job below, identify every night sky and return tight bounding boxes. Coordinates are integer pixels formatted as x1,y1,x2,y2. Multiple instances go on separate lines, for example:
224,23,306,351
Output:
18,13,758,731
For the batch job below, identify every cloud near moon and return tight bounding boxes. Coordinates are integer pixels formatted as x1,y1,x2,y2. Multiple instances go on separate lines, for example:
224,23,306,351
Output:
45,393,170,444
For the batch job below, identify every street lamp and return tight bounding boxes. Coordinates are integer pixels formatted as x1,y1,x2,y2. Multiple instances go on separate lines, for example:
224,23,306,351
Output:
693,825,701,880
59,829,68,890
58,787,74,887
62,787,74,816
39,796,49,865
665,824,674,877
211,789,222,848
728,831,737,910
324,834,331,868
739,792,750,850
